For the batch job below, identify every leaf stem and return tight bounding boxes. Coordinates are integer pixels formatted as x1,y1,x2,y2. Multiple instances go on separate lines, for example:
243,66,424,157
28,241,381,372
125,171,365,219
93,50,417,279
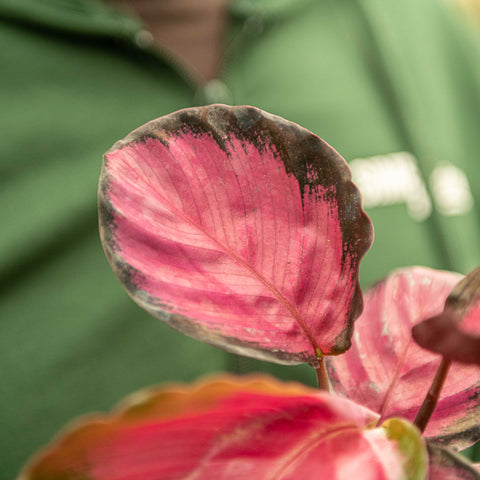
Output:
315,358,330,392
413,357,451,433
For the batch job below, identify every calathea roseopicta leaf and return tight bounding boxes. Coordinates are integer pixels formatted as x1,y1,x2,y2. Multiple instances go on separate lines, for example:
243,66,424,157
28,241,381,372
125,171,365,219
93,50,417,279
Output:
427,444,480,480
18,375,428,480
326,267,480,450
98,105,373,366
413,311,480,365
413,265,480,365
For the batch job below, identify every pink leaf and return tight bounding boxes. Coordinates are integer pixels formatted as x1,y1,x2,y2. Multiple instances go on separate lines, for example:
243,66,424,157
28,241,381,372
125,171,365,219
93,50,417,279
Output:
326,266,480,449
19,375,427,480
98,105,373,365
413,266,480,365
427,444,480,479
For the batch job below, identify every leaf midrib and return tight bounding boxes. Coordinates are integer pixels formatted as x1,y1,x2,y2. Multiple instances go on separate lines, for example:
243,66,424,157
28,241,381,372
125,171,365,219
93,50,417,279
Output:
116,155,320,356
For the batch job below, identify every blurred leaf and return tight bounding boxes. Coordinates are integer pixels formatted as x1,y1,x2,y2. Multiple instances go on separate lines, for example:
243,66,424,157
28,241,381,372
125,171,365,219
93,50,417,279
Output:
413,266,480,365
383,418,428,480
98,105,373,365
412,311,480,365
427,444,480,479
19,375,427,480
326,267,480,449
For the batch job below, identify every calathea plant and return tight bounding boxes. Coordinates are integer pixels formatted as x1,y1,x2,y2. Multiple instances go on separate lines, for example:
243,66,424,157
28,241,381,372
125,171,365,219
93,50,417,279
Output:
18,105,480,479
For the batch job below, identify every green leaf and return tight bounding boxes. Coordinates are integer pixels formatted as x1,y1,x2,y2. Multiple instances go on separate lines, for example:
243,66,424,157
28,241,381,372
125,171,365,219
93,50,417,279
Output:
382,418,428,480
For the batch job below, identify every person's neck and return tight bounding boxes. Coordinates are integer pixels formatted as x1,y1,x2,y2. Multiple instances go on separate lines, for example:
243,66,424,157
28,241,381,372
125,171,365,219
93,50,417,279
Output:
103,0,228,84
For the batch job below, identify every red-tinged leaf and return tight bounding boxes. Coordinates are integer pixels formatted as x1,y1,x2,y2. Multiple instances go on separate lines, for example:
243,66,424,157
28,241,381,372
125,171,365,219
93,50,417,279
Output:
19,375,427,480
413,266,480,365
326,266,480,449
98,105,373,365
427,444,480,479
413,311,480,364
